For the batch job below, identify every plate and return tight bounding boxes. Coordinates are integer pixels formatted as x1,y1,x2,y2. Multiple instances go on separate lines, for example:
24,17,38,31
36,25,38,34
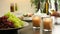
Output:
23,17,32,22
0,22,29,30
23,17,32,20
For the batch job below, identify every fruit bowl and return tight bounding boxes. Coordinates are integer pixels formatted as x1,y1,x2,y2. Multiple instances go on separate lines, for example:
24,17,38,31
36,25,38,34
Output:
0,21,29,30
0,12,29,34
0,22,29,34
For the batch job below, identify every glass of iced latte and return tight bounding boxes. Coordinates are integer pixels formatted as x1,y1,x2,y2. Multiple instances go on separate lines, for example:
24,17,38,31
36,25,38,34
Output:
43,17,52,31
32,15,41,29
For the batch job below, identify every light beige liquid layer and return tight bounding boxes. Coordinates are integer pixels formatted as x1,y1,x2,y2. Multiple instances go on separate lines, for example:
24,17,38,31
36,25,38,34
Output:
43,18,52,30
32,16,41,27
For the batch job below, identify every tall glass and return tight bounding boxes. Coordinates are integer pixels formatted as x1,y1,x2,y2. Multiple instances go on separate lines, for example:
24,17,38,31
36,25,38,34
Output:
32,15,41,29
42,17,53,31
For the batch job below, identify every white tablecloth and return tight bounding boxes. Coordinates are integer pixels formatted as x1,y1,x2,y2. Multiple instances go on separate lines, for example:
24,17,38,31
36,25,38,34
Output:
52,25,60,34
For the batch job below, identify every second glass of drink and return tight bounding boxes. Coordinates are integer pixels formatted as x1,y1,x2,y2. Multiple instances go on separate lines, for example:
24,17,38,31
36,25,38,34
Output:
42,17,53,31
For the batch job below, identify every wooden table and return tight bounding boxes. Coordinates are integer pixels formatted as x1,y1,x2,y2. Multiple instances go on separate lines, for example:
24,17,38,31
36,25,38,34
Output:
18,22,52,34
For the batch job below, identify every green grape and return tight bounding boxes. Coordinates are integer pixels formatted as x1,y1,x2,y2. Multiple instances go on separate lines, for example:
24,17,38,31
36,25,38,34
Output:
4,12,11,17
8,17,24,28
11,15,24,26
4,12,24,28
14,23,22,28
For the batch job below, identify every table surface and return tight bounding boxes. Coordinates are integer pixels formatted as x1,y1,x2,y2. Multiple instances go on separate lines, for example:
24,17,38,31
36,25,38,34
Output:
18,22,60,34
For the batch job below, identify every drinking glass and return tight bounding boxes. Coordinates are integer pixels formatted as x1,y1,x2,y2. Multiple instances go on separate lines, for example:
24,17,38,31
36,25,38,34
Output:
42,17,53,31
32,15,41,29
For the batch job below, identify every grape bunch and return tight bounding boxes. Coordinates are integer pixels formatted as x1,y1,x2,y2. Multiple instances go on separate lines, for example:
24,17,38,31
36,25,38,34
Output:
0,16,14,29
5,12,24,28
0,12,24,29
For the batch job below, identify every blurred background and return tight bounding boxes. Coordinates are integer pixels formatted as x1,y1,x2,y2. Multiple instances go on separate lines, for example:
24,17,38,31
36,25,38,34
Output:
0,0,60,16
